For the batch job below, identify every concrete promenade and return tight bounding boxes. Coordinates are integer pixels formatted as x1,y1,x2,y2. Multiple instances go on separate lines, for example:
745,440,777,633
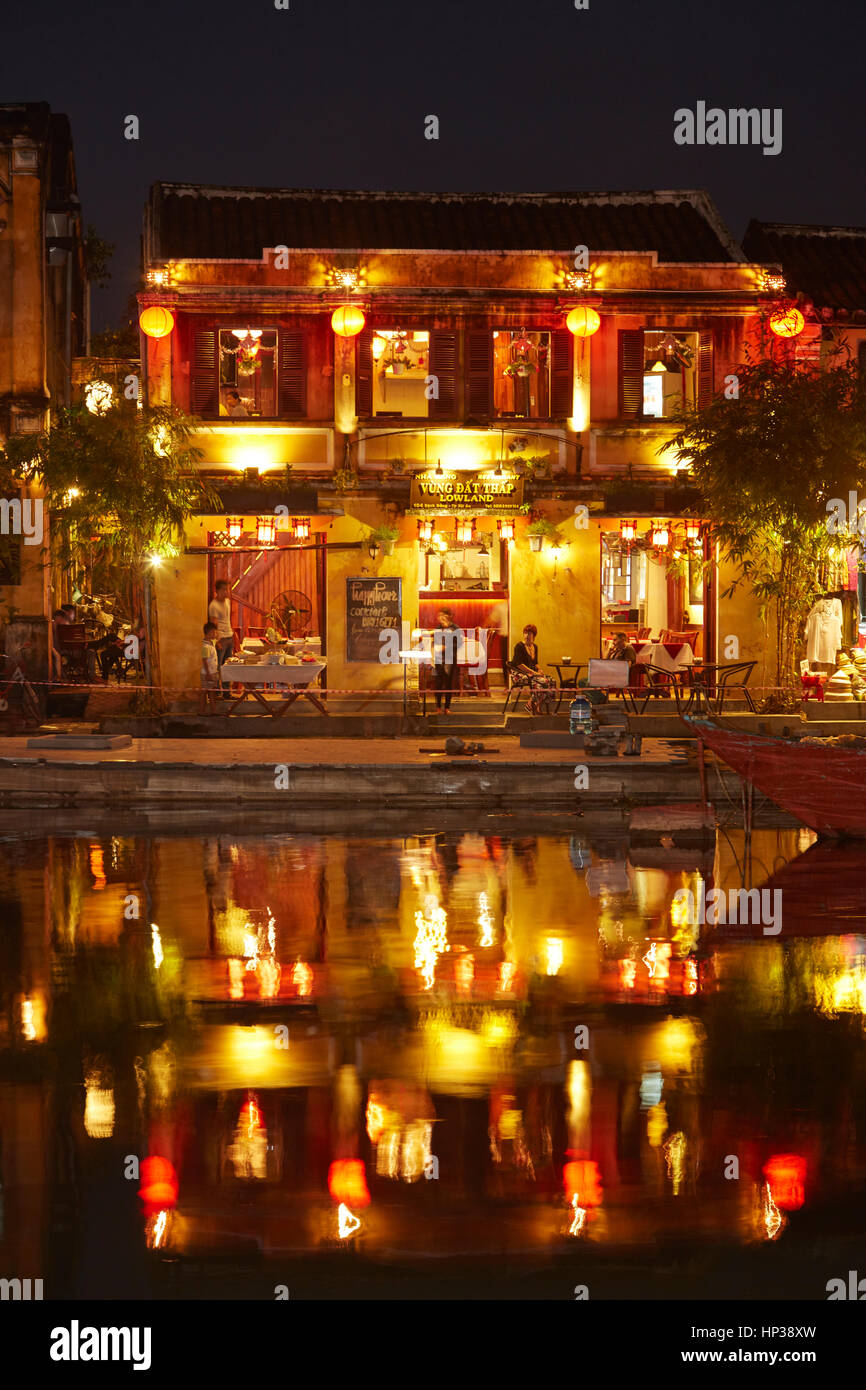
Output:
0,732,766,817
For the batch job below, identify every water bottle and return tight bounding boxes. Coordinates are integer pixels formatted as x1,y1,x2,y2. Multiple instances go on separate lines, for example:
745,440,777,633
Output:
569,695,592,736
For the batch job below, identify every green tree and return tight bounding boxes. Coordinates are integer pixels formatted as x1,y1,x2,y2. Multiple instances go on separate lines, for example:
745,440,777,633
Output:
83,225,114,289
2,403,217,709
662,355,866,699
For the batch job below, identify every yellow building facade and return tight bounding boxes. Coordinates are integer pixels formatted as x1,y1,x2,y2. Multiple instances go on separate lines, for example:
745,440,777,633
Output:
137,186,783,700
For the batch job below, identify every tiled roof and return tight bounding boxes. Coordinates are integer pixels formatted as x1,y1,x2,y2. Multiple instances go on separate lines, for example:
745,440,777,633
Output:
147,185,744,264
744,220,866,315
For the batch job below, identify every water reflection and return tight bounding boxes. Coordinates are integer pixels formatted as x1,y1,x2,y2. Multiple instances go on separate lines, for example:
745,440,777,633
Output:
1,820,866,1296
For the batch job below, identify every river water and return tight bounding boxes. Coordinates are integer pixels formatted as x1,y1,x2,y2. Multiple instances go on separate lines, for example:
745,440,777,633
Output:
1,816,864,1299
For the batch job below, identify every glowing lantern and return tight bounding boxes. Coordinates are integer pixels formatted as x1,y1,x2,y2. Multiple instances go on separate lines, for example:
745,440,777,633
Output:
619,518,637,544
684,518,702,544
456,519,474,545
85,380,114,415
512,332,533,356
331,306,366,338
418,519,434,543
651,520,670,548
291,516,311,540
139,306,175,339
497,518,515,541
226,517,243,543
328,1159,371,1209
256,516,276,546
769,305,805,338
763,1154,806,1211
372,335,386,360
566,306,601,338
138,1156,179,1212
563,1158,603,1207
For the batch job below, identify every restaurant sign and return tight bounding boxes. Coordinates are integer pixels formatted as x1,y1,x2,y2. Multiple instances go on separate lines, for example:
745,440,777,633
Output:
409,469,524,516
346,577,402,664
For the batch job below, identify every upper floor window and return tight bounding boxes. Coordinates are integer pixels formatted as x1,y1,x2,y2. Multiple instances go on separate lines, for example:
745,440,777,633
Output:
493,330,550,418
619,328,713,420
219,329,277,417
191,322,306,420
371,329,431,417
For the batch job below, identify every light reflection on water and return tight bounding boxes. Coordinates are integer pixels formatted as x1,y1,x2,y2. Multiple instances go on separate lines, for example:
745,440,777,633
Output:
1,821,865,1298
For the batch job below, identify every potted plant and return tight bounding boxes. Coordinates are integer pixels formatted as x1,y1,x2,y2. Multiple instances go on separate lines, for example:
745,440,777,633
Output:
388,457,406,477
526,518,561,552
368,523,400,556
518,455,551,482
334,467,359,492
503,361,537,379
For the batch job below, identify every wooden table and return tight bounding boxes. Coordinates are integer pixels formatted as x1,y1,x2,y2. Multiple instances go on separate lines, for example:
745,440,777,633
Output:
220,661,328,716
546,663,585,712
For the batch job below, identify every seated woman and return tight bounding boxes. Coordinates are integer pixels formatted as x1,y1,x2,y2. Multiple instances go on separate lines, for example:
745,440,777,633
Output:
510,624,556,714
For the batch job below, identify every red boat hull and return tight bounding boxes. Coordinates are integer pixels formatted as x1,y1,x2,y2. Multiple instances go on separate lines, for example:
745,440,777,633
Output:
691,719,866,838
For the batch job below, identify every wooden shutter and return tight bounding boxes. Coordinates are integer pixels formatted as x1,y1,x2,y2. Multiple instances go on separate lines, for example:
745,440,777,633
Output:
549,329,573,417
192,327,218,417
618,329,643,419
356,330,373,418
428,331,458,420
697,332,714,408
465,331,492,419
278,330,306,417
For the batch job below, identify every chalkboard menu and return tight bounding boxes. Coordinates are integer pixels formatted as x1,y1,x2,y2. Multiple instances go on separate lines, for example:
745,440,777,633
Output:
346,577,402,663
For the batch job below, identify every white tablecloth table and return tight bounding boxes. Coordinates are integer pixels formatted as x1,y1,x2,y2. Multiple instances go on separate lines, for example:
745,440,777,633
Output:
635,642,694,674
220,660,328,715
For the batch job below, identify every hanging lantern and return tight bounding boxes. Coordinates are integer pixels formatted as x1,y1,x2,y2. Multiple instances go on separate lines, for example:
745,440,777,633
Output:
331,306,366,338
256,516,276,546
763,1154,806,1211
497,518,515,541
138,1156,179,1212
769,305,805,339
563,1158,603,1207
512,331,533,356
371,335,386,360
418,519,434,543
291,516,311,540
327,1159,371,1209
226,517,243,543
620,519,637,544
566,306,601,338
684,518,702,544
139,306,175,339
456,518,474,545
651,520,670,548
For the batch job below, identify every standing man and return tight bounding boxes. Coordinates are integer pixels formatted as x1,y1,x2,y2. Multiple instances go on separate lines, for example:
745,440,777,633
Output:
208,578,236,690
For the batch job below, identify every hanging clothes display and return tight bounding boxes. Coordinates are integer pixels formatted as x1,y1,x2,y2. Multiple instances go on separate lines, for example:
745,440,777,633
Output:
804,596,843,665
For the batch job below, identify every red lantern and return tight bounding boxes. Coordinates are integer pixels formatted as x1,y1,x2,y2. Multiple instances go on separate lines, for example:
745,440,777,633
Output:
328,1159,371,1209
563,1158,603,1207
138,1155,179,1212
762,1154,806,1211
619,519,637,544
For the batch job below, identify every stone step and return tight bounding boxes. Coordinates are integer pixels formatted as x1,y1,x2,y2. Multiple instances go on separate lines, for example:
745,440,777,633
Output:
27,734,133,750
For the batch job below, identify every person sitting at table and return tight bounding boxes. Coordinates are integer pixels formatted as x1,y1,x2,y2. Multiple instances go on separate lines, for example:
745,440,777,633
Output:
95,621,125,681
609,631,637,672
511,624,555,713
432,608,464,714
220,387,250,418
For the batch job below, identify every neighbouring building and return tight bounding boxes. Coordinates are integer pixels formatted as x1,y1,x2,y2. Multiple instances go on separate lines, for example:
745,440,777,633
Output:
138,186,782,699
0,102,87,670
744,219,866,643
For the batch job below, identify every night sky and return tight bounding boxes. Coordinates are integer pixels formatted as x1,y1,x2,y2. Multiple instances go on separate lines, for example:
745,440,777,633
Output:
5,0,865,326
